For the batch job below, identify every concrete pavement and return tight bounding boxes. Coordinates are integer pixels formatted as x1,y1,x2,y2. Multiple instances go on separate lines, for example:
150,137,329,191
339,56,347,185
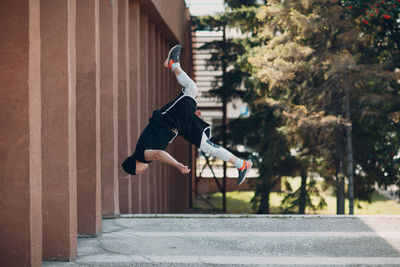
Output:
43,214,400,266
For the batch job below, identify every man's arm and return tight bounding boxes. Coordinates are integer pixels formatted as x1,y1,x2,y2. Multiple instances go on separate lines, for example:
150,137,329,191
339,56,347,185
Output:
144,150,190,174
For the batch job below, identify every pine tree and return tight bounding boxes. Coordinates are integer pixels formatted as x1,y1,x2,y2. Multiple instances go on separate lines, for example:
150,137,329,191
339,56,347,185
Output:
248,0,399,212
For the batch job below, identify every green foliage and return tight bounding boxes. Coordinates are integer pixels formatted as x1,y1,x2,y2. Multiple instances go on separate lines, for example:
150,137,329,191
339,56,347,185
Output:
192,0,400,214
247,0,400,203
198,39,248,100
280,179,327,214
229,107,296,213
193,186,400,214
336,0,400,64
225,0,259,9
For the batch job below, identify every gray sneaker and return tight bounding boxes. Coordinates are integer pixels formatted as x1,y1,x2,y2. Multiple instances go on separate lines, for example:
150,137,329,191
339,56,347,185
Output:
164,44,182,69
237,161,252,185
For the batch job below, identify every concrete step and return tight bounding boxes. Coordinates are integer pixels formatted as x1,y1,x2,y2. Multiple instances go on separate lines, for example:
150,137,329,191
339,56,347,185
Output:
43,215,400,266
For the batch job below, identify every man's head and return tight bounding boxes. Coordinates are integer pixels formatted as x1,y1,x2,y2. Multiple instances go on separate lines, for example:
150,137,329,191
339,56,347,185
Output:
122,155,148,175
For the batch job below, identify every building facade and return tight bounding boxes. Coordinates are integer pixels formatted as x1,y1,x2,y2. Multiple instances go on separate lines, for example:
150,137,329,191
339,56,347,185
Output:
0,0,193,265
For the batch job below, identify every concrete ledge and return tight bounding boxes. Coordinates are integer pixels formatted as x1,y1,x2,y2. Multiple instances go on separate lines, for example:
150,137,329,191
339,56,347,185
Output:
119,213,400,219
43,215,400,266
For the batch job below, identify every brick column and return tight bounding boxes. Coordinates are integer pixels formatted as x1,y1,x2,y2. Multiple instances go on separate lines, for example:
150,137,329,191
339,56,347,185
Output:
129,0,141,213
139,11,149,213
118,0,131,214
100,0,119,217
76,0,102,235
41,0,77,259
0,1,42,266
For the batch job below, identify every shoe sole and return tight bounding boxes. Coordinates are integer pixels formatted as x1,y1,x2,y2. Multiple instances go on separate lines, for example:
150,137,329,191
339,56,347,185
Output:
238,161,253,186
164,44,181,68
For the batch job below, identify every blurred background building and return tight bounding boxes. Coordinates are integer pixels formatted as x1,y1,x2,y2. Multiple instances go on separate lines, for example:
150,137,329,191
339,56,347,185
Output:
186,0,262,207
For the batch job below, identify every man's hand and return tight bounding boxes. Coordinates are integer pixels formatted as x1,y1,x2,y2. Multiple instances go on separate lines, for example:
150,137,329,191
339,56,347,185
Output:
144,149,191,174
195,110,201,117
178,163,190,174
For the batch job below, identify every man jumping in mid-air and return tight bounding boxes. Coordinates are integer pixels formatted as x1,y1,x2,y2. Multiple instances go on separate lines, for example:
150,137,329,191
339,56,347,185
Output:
122,45,252,185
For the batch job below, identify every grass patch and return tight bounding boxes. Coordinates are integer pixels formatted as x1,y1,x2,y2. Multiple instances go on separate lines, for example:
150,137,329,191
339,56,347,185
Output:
193,177,400,215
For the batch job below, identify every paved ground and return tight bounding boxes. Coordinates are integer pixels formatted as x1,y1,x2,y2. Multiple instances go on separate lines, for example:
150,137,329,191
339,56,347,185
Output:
43,214,400,266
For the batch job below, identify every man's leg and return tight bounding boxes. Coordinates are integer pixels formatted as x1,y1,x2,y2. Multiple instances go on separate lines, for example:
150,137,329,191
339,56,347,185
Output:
164,45,198,98
173,67,198,99
199,133,252,185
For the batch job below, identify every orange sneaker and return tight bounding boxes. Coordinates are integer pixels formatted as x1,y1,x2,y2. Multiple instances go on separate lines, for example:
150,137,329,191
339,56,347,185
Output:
164,44,182,69
237,161,252,185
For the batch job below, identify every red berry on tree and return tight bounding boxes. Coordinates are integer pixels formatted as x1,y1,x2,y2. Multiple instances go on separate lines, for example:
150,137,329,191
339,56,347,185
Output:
383,14,391,19
375,8,378,13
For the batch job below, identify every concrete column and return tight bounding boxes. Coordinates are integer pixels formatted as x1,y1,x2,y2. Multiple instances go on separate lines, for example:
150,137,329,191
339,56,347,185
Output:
112,0,119,215
128,0,141,213
157,31,162,213
76,0,102,235
148,22,156,213
118,0,131,214
187,25,196,210
191,144,197,208
100,0,119,217
160,35,165,213
139,11,149,213
0,1,42,266
155,30,161,213
159,35,165,213
162,38,169,213
172,138,190,212
41,0,77,259
166,43,172,213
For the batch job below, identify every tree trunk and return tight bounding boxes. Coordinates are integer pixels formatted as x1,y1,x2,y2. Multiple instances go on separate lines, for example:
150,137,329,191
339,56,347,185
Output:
336,160,345,214
258,179,271,214
258,190,270,214
221,25,227,212
344,67,354,214
336,137,345,214
298,168,307,214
